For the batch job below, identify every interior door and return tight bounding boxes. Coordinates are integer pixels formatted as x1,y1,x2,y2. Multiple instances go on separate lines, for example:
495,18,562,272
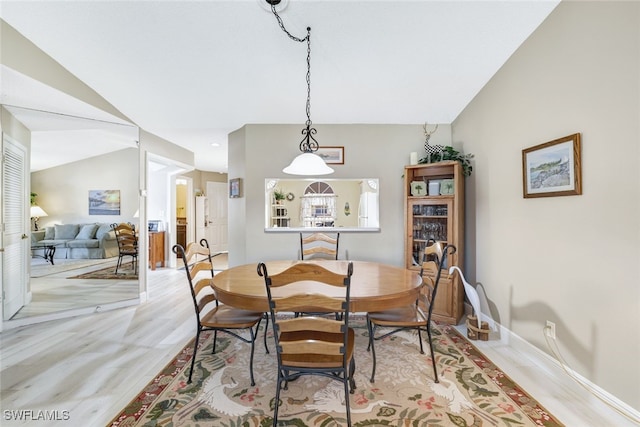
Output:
205,181,228,253
2,135,28,320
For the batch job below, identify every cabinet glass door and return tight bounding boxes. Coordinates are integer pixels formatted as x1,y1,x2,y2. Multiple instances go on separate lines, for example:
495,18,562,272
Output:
409,200,453,267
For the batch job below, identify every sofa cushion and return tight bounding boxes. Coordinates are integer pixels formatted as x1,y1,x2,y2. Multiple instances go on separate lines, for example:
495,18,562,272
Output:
44,226,55,240
55,224,79,240
31,230,45,244
38,239,70,246
95,223,113,240
67,239,100,249
77,224,99,240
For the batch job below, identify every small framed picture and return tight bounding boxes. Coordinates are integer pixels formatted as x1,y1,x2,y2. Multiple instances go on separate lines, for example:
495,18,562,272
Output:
440,179,455,195
410,181,427,196
522,133,582,198
229,178,242,198
316,146,344,165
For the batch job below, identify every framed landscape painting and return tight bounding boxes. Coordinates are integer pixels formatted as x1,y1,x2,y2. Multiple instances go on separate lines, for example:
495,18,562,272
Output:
89,190,121,215
316,146,344,165
522,133,582,198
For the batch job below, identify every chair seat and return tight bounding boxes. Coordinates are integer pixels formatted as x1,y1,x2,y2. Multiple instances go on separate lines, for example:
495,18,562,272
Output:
368,306,427,327
201,305,263,329
280,328,355,368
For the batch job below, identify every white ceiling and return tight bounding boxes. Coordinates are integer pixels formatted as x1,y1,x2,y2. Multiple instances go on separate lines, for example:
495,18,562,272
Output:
1,0,559,173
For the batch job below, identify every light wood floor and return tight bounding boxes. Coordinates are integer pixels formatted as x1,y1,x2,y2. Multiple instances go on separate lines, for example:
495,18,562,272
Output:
0,265,637,426
14,258,138,320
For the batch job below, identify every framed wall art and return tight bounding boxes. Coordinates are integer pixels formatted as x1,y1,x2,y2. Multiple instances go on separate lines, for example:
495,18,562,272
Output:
229,178,242,198
89,190,120,215
316,146,344,165
522,133,582,198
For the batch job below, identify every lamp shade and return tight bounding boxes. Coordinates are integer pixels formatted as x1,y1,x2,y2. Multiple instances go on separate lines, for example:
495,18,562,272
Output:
30,205,48,218
283,152,334,176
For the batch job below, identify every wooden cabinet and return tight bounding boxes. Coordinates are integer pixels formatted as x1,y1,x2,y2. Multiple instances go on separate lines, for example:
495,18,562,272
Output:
404,161,465,324
149,231,165,270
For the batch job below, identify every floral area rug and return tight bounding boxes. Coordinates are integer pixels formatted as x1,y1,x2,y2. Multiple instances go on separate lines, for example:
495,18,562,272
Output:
68,263,137,280
30,258,113,278
108,317,563,427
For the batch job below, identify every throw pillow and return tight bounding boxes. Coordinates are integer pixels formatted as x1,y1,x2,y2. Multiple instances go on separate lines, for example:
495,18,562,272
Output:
76,224,99,240
54,224,80,240
95,223,113,240
44,226,55,240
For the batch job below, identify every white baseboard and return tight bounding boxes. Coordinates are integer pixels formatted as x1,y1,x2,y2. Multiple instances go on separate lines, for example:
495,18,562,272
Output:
494,321,640,422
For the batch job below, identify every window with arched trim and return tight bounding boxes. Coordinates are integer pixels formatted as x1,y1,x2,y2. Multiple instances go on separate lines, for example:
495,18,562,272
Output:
300,182,337,227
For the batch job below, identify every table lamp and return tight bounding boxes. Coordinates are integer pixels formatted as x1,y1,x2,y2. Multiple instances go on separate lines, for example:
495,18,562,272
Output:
30,205,48,230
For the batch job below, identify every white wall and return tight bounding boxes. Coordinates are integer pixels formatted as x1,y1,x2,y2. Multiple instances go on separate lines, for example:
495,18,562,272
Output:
452,1,639,409
228,123,453,267
31,148,139,227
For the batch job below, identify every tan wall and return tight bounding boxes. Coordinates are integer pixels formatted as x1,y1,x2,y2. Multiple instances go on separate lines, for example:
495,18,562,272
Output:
452,1,640,409
228,123,453,266
184,170,228,196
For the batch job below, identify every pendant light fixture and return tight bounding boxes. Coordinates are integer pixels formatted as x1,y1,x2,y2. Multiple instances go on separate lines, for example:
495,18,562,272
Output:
267,0,334,175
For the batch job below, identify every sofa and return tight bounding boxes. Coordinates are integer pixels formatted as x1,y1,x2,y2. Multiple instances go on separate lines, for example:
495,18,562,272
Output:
31,223,118,259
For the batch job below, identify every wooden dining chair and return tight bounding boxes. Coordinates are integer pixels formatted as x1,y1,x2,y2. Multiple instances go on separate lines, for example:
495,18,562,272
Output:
257,261,356,427
111,222,138,274
173,239,266,385
300,232,340,260
367,242,457,384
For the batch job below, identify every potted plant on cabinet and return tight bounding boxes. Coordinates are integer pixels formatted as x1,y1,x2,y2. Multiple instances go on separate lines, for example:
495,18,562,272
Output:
420,146,474,177
274,189,286,204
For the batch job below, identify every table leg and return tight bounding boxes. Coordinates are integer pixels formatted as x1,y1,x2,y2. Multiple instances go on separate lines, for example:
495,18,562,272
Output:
45,246,55,265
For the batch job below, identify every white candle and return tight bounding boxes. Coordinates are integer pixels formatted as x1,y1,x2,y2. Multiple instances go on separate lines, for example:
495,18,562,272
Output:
410,152,418,165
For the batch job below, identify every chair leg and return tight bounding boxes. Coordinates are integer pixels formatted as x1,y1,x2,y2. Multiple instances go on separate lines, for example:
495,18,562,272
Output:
273,375,283,426
212,330,218,354
343,374,352,427
349,357,356,393
262,314,270,354
426,324,439,383
188,328,201,384
366,317,377,383
417,327,425,354
248,327,256,387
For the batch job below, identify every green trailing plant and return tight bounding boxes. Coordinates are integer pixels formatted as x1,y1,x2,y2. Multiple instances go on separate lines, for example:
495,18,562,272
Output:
419,146,474,177
30,192,38,206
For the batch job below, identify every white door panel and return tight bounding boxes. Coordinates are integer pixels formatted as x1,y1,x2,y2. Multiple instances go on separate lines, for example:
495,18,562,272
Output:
205,182,228,253
2,136,28,320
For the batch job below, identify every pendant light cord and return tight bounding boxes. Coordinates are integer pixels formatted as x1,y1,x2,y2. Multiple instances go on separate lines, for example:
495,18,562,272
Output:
271,4,318,153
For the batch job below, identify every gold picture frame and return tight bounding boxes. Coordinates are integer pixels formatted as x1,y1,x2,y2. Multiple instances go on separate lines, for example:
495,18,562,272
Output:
522,133,582,198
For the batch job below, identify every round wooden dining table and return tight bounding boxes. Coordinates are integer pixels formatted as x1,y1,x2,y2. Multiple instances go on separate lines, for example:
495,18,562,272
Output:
211,260,423,312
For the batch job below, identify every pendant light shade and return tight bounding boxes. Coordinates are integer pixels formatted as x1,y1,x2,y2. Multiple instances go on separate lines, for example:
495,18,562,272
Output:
282,152,334,175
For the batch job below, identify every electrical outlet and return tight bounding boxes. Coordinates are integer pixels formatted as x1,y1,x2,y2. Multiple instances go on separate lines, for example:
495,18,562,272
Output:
545,320,556,339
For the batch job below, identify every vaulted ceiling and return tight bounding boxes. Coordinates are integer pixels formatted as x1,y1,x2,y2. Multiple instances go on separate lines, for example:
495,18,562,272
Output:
1,0,559,172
